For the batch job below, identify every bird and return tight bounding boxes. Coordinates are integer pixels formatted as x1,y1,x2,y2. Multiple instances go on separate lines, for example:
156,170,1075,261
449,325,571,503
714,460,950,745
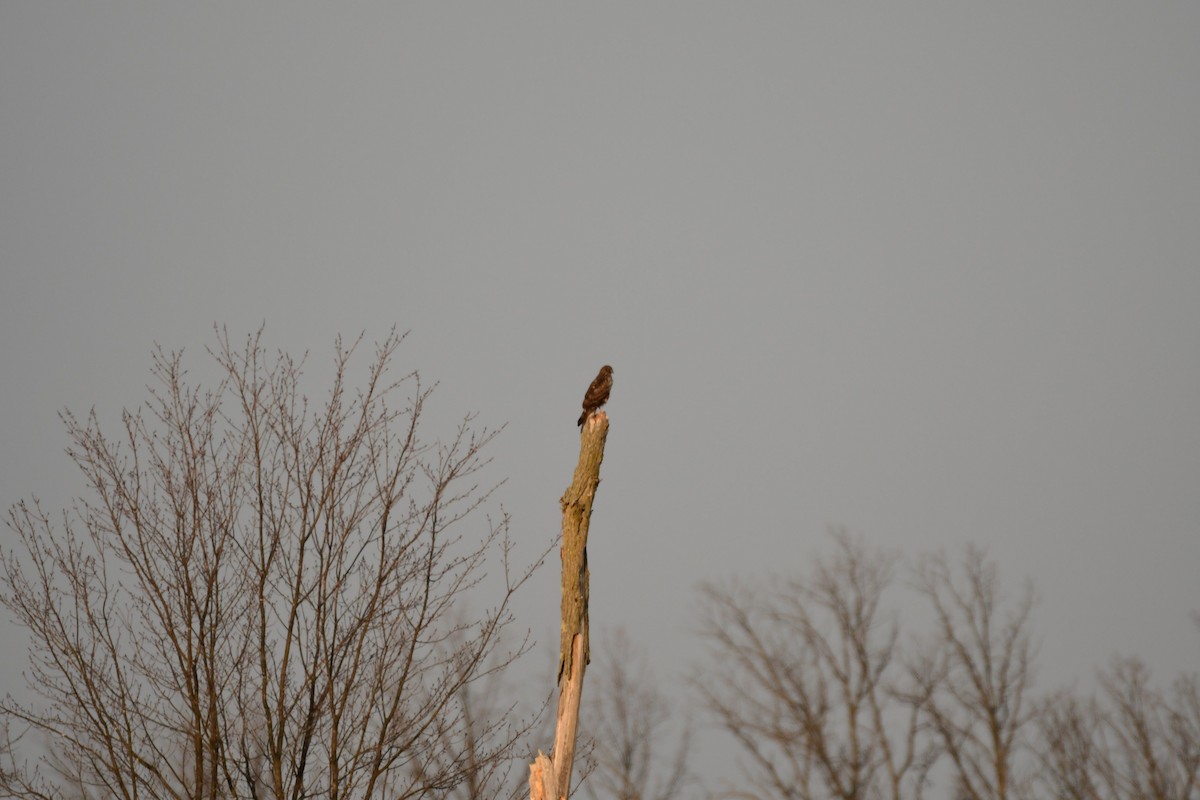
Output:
577,365,614,427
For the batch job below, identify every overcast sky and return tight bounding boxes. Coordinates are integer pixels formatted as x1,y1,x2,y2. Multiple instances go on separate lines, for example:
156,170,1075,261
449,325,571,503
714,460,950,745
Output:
2,1,1198,781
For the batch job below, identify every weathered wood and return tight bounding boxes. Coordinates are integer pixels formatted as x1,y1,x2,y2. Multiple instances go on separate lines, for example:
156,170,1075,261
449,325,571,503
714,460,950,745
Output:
558,412,608,683
529,411,610,800
551,633,588,795
529,752,556,800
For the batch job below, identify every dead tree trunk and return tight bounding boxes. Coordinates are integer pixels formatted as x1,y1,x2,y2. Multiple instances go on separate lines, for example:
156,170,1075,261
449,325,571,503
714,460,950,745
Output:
530,412,611,800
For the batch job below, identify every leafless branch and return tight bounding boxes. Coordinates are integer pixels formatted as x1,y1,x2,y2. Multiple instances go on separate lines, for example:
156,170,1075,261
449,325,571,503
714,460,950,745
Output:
1,327,542,800
694,531,936,800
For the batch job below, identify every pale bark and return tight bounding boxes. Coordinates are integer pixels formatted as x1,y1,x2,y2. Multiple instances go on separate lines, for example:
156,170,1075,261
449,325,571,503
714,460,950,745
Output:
530,411,610,800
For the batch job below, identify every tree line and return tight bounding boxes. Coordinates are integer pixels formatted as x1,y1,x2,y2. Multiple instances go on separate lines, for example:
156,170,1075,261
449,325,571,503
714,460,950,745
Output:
682,532,1199,800
577,531,1198,800
1,332,1195,799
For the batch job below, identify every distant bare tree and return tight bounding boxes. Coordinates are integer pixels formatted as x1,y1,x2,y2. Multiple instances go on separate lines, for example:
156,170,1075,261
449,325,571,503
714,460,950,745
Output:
0,328,543,800
428,627,548,800
911,546,1037,800
580,629,691,800
1035,657,1200,800
1033,690,1110,800
695,531,936,800
1096,657,1198,800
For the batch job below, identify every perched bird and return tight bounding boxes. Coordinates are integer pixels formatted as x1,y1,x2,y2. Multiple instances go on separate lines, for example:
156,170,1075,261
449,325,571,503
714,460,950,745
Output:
577,365,614,427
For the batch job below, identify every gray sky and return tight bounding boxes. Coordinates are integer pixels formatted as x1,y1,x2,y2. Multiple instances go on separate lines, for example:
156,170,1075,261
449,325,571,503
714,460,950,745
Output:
2,0,1198,779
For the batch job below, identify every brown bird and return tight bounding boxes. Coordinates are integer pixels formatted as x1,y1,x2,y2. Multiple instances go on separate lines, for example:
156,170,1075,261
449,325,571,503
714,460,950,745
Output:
577,365,614,427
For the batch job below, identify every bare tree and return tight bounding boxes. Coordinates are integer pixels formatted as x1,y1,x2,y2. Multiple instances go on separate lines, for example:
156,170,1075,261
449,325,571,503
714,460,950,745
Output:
911,546,1037,800
580,629,691,800
1097,657,1199,800
694,531,936,800
1034,658,1200,800
429,626,549,800
0,328,543,800
1033,690,1111,800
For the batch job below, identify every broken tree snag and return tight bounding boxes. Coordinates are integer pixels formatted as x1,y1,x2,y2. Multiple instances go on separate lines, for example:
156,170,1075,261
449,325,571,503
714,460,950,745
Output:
529,410,610,800
559,411,609,683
